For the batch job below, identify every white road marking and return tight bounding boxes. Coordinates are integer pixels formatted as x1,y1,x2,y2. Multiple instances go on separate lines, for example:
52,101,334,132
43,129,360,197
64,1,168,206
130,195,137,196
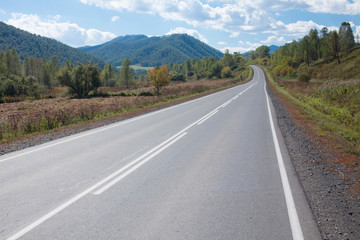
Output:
6,80,259,240
93,132,187,195
262,67,304,240
197,110,219,125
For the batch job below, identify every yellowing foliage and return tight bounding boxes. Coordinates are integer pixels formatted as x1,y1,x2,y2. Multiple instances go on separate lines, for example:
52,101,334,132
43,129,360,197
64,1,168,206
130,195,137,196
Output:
147,65,171,94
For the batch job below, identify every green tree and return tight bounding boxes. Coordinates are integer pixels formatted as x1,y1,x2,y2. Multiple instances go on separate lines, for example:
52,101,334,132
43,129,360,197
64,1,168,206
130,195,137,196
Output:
255,45,270,59
100,63,115,87
40,63,51,88
57,63,100,98
221,49,234,67
329,31,341,63
339,22,355,53
309,29,320,61
184,58,192,78
300,36,311,66
119,59,134,89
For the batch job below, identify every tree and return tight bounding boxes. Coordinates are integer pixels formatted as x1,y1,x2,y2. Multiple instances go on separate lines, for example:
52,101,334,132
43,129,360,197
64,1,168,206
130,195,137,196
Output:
221,66,233,79
255,45,270,59
40,63,51,88
339,22,355,53
309,29,320,61
329,31,341,63
57,63,100,98
184,58,192,78
300,36,311,66
100,63,115,87
147,65,170,94
220,49,234,67
119,59,134,89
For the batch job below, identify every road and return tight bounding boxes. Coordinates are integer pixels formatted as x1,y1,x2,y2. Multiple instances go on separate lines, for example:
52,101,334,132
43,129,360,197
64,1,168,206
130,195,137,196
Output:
0,66,321,239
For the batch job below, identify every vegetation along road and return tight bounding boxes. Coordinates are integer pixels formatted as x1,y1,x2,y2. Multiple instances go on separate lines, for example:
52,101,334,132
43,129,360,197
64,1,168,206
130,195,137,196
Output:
0,66,321,239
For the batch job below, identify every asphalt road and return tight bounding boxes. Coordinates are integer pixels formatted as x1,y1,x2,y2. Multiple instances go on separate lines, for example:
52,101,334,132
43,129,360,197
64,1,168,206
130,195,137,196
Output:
0,66,321,239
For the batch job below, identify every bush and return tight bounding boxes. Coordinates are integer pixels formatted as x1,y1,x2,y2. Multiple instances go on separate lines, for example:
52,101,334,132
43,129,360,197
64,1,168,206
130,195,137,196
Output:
221,66,233,79
298,73,311,82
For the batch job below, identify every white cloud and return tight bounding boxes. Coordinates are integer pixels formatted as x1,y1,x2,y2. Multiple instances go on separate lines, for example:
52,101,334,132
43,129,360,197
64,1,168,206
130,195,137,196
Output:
217,41,227,45
79,0,274,36
0,8,7,15
261,35,285,44
6,13,116,47
111,16,120,22
166,27,208,43
265,20,338,38
356,26,360,43
78,0,360,41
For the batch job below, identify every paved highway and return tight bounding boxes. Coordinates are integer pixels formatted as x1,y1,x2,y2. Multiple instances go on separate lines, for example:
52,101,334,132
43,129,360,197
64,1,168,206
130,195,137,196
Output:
0,66,321,239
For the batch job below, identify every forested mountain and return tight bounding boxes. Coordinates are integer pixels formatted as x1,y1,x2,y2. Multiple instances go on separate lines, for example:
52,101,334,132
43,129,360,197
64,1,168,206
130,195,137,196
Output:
80,34,224,67
0,21,104,67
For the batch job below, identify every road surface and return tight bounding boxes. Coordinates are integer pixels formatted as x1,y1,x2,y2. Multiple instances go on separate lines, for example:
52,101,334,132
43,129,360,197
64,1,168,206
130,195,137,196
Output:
0,66,321,239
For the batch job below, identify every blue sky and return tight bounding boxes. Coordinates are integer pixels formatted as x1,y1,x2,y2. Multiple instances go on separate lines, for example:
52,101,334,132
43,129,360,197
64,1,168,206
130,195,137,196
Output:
1,0,359,53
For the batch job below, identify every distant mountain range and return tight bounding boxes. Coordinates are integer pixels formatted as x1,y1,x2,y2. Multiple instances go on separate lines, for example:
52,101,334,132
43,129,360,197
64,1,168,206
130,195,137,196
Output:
1,20,278,69
79,34,224,67
0,21,105,67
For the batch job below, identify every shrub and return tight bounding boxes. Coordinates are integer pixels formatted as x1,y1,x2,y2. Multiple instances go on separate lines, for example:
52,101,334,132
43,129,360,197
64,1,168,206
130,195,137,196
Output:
298,73,311,82
221,66,233,79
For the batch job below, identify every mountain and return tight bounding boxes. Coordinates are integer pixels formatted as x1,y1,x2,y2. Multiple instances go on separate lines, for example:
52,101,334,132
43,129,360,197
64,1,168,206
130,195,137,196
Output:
0,21,105,67
269,45,279,54
80,34,224,67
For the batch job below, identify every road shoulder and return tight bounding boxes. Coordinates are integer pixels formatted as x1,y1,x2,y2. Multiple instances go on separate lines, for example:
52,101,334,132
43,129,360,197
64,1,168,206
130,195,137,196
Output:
266,75,360,240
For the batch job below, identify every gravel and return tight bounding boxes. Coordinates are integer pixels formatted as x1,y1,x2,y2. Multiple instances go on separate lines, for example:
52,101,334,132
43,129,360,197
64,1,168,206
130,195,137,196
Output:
267,84,360,240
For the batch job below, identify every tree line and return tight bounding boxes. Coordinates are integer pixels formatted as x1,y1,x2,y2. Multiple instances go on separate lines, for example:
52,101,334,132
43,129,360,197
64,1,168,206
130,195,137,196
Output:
168,50,246,81
269,22,356,78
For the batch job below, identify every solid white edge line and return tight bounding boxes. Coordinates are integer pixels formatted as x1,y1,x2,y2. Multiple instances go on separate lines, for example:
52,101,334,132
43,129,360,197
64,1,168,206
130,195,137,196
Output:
261,67,304,240
93,132,187,195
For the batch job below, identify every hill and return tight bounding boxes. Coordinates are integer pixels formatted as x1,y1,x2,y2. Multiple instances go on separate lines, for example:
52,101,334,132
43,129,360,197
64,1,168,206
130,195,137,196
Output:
80,34,224,67
0,21,105,67
296,45,360,79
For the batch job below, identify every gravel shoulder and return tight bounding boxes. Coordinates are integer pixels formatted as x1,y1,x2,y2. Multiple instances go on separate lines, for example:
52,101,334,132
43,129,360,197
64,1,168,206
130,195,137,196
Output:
266,80,360,240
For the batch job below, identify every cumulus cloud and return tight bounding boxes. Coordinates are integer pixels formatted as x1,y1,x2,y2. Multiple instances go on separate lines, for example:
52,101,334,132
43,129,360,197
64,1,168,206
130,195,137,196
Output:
217,41,227,45
261,35,285,44
265,20,338,38
7,13,116,47
166,27,208,43
78,0,360,39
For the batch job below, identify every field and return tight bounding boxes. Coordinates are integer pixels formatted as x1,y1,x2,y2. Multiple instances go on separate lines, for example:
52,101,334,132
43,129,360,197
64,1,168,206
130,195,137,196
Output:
0,71,252,143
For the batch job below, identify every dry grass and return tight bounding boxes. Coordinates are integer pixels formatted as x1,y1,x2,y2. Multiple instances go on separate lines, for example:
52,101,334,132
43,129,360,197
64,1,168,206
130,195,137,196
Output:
0,76,248,142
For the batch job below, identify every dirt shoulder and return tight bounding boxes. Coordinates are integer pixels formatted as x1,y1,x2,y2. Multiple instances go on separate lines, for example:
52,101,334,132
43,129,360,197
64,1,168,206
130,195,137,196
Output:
266,76,360,239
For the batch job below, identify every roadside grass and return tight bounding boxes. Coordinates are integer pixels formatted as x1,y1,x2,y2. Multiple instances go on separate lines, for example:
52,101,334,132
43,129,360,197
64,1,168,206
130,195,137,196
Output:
263,67,360,155
0,67,252,143
296,46,360,80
